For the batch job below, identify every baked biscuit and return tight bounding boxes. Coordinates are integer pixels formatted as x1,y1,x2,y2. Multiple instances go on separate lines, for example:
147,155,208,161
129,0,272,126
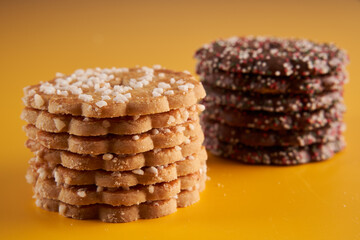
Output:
203,84,343,113
197,68,346,94
27,147,207,187
202,117,344,147
21,104,204,136
29,167,206,206
26,134,204,171
202,101,344,131
24,121,202,155
22,67,206,118
195,36,348,76
205,136,345,165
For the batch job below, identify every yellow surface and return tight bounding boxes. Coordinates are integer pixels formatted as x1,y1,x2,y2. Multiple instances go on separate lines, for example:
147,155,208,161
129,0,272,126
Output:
1,0,360,239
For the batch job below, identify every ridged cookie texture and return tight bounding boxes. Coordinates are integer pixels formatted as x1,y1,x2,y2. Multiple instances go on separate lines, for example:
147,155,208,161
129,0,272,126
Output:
24,120,203,155
27,147,207,187
26,134,204,171
35,179,205,223
22,66,208,222
28,166,207,207
21,104,204,136
22,66,206,118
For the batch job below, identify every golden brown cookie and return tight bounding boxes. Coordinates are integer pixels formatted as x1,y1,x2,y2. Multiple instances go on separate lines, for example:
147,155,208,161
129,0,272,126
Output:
29,167,206,207
22,67,206,118
34,176,205,223
21,104,204,136
26,134,204,171
23,120,203,155
27,147,207,187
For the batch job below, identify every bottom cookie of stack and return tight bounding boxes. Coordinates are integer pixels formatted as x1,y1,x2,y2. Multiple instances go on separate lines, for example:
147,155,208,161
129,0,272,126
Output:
29,167,206,223
26,141,207,222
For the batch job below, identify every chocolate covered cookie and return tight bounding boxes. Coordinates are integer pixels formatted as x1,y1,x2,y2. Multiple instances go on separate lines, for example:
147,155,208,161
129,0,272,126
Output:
203,83,343,112
202,116,344,147
195,36,348,77
202,101,344,131
205,136,345,165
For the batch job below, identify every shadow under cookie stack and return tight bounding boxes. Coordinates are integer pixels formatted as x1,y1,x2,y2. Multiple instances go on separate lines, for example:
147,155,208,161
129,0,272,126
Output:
22,66,207,222
195,36,348,165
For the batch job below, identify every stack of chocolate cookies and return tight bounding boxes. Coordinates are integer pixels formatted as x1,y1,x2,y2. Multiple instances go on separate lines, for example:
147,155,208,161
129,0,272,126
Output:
195,36,348,165
22,66,207,222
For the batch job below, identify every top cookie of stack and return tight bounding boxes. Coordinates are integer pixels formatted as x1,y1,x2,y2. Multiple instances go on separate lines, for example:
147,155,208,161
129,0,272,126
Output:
23,66,205,118
195,36,348,165
22,66,207,223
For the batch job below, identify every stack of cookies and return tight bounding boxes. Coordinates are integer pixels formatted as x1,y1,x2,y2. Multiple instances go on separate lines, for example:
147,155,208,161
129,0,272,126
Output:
22,66,207,222
195,36,348,165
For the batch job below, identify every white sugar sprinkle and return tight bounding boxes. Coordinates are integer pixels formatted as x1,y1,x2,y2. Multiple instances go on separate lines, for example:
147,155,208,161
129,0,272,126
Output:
158,82,171,89
95,100,107,108
147,166,158,176
79,94,93,102
77,189,86,197
132,169,144,175
197,104,205,111
34,94,44,107
164,90,174,95
102,153,114,161
132,135,140,141
178,84,189,92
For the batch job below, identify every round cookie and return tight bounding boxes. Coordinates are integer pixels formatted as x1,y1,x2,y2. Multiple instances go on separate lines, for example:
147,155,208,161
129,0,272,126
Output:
203,83,343,112
197,68,347,94
27,147,207,188
202,101,345,131
204,136,345,165
24,120,203,155
28,166,206,207
26,134,204,172
22,66,206,118
34,172,206,223
21,104,204,136
202,117,344,147
195,36,348,77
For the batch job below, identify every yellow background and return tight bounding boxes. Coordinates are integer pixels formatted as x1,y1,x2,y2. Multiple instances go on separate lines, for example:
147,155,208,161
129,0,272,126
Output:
1,0,360,239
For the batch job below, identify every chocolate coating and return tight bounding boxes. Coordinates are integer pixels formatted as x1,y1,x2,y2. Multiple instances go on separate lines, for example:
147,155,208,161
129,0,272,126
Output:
195,36,348,77
202,117,344,147
202,101,345,131
203,83,343,113
204,136,345,165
